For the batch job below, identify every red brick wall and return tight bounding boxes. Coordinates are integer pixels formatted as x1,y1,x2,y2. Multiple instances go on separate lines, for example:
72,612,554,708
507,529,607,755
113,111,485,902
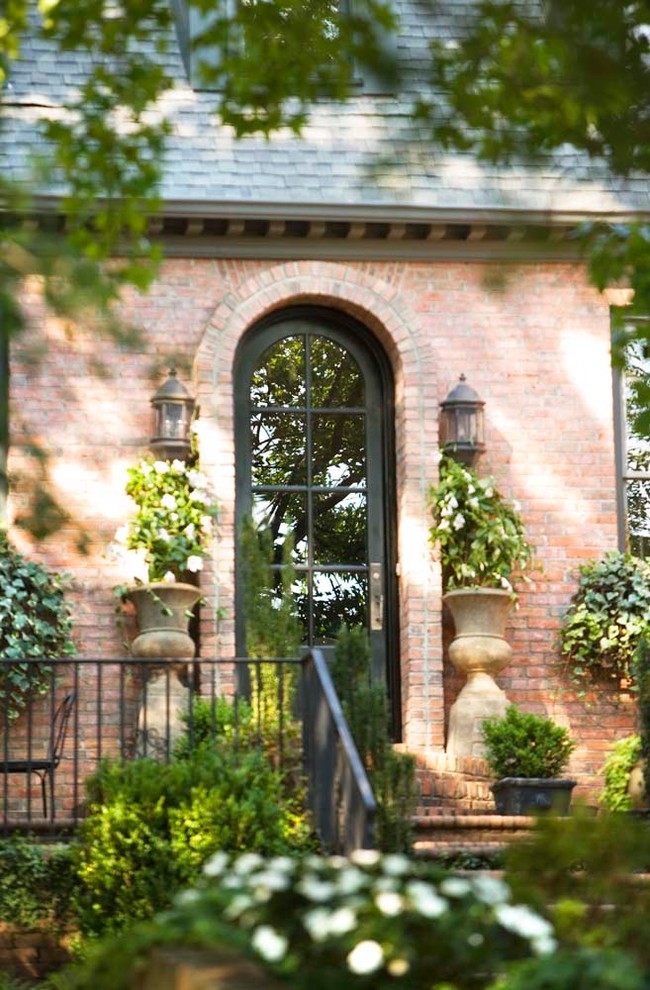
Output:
10,258,634,795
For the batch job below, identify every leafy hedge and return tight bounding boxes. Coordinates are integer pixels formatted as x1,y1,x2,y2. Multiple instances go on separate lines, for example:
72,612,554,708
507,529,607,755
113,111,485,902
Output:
72,744,314,937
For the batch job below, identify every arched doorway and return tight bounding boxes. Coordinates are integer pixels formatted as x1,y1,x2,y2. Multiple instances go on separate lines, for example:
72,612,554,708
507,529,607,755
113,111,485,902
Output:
234,306,401,735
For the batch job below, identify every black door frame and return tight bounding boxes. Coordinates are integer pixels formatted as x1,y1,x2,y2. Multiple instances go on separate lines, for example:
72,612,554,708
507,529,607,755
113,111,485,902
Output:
233,304,402,738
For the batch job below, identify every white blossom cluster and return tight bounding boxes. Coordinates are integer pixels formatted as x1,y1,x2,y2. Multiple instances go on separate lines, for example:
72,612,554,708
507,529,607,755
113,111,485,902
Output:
177,848,557,981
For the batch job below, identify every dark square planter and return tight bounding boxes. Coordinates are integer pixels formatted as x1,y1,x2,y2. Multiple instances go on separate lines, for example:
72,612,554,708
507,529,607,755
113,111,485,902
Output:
490,777,577,815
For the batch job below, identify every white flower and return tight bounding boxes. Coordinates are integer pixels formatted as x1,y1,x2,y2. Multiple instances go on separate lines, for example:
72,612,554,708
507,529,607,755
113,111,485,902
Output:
453,513,465,530
203,851,229,877
469,497,479,510
188,469,208,490
252,870,291,894
186,555,204,572
171,459,186,473
406,881,448,918
467,933,484,947
485,486,494,498
251,926,288,963
467,484,475,494
190,489,209,504
303,907,333,942
183,523,196,539
335,867,367,896
224,894,255,920
349,848,381,867
303,906,357,941
158,528,171,542
296,876,337,902
439,876,471,898
200,514,213,533
378,853,410,876
470,874,511,905
162,571,176,582
375,891,404,917
494,903,556,950
346,940,384,975
267,856,296,875
387,958,410,977
233,853,264,875
437,519,450,532
448,495,458,509
161,493,177,510
153,460,169,474
114,525,129,545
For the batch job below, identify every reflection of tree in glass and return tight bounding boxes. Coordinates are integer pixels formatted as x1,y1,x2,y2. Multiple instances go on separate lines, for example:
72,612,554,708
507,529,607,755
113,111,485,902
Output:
294,572,368,644
250,334,367,568
625,342,650,557
313,493,367,566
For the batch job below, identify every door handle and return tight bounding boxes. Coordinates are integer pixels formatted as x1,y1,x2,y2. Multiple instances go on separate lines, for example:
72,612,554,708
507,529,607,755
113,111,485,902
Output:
369,562,384,631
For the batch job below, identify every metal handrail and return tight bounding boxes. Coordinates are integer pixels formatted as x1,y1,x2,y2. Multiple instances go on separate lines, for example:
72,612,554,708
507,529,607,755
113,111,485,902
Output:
302,648,377,853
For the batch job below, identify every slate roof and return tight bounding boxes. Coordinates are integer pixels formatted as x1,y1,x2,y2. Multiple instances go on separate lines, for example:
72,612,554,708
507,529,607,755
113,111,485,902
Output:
2,1,650,220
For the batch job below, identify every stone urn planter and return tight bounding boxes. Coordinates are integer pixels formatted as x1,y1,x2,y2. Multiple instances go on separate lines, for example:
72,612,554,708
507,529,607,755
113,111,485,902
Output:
127,582,200,660
444,588,513,757
126,582,201,758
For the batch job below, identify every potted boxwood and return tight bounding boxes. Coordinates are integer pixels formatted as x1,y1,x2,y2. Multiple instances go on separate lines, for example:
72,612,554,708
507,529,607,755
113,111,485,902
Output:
428,453,533,755
481,704,576,815
114,456,218,659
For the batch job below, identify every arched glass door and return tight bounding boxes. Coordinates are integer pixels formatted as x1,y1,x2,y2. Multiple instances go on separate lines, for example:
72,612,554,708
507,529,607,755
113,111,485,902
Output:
234,308,400,733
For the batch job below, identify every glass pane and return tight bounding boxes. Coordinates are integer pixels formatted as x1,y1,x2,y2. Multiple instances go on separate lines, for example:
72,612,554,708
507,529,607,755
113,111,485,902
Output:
312,571,368,642
312,414,366,488
251,413,307,487
627,479,650,558
310,337,364,408
252,493,308,565
291,574,310,645
251,336,306,407
313,492,367,565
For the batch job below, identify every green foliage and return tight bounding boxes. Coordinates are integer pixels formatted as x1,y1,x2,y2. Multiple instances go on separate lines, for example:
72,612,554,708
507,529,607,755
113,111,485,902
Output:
117,456,217,582
481,705,575,780
600,735,642,811
0,532,75,719
559,552,650,689
428,454,533,595
503,811,650,984
633,637,650,801
331,624,417,853
72,744,313,937
416,1,650,395
55,850,559,990
0,837,76,928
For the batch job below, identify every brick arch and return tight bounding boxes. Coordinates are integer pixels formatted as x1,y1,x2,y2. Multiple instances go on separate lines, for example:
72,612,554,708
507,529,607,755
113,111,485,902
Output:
195,261,444,749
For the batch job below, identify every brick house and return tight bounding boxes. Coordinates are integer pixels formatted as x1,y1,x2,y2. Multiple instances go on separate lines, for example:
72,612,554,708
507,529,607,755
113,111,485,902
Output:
2,0,646,809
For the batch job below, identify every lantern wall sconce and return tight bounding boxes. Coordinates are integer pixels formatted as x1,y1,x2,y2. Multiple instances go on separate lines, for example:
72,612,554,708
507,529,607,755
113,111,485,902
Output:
439,374,486,467
149,369,195,462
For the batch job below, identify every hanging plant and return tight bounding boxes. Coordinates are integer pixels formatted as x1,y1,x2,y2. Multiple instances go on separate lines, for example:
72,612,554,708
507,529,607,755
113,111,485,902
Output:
115,457,218,583
0,533,75,720
559,551,650,690
428,453,533,597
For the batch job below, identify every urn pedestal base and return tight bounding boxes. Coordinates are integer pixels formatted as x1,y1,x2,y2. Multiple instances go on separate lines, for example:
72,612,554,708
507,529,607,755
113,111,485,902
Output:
443,589,513,759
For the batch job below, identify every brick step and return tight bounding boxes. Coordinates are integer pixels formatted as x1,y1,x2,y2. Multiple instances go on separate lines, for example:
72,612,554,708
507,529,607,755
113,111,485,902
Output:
411,812,536,860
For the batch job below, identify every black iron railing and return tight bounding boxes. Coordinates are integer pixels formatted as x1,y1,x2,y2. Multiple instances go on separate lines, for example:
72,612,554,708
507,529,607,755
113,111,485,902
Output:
0,653,376,853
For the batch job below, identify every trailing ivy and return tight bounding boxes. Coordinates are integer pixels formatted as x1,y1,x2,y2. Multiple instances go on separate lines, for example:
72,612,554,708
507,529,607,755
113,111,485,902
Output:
560,552,650,691
0,533,75,719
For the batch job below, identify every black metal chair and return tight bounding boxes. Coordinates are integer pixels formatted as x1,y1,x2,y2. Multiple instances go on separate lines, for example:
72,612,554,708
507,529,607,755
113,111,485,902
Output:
2,690,76,819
